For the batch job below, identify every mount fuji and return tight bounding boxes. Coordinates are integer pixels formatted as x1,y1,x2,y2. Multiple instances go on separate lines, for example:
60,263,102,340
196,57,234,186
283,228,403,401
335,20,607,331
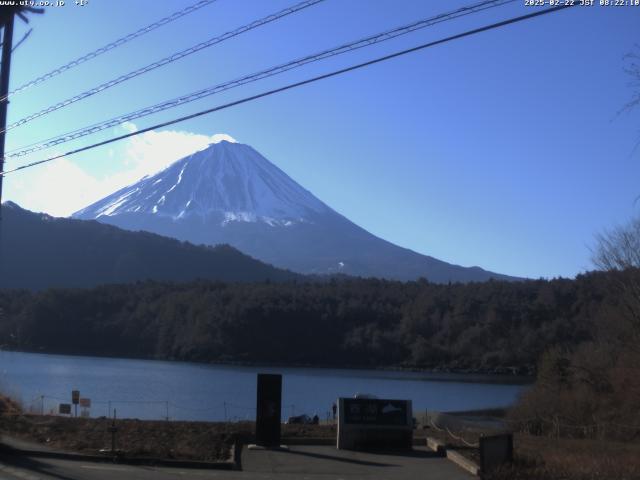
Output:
73,139,515,282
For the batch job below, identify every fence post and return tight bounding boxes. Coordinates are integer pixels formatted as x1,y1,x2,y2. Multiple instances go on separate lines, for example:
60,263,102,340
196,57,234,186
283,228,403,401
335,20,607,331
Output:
109,408,118,455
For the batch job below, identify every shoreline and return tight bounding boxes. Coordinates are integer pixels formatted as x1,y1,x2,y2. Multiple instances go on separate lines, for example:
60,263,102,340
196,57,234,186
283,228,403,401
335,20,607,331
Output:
0,347,534,385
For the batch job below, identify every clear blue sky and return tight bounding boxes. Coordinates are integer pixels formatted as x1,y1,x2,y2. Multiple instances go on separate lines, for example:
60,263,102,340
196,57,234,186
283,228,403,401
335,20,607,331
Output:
3,0,639,279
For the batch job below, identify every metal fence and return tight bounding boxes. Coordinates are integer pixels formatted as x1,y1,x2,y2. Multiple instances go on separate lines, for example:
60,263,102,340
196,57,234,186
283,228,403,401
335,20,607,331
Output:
24,394,301,423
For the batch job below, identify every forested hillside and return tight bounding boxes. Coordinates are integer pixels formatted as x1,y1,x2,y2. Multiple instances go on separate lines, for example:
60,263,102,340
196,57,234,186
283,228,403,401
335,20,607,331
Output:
1,269,631,373
0,202,299,289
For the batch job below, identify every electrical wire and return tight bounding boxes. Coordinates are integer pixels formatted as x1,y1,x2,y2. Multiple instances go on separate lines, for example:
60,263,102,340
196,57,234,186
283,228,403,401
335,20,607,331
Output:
5,0,515,160
11,28,31,53
2,0,326,134
0,0,219,104
0,4,575,178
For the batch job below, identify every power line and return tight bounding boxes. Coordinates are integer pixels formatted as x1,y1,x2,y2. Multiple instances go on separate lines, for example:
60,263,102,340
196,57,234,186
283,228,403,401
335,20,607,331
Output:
11,28,32,53
0,0,219,104
0,4,575,178
5,0,515,161
2,0,326,134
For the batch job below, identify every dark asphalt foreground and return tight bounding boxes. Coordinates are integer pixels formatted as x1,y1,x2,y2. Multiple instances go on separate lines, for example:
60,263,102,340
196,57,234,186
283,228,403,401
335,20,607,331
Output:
0,445,474,480
242,445,474,479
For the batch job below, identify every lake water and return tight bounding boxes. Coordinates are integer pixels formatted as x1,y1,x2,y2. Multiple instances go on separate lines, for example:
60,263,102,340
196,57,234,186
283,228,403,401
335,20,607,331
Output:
0,350,529,422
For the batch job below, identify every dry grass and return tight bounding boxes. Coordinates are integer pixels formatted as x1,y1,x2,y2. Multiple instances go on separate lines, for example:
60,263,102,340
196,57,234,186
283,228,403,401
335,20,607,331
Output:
0,414,335,461
0,394,22,415
0,415,234,461
499,434,640,480
8,413,638,477
422,424,640,479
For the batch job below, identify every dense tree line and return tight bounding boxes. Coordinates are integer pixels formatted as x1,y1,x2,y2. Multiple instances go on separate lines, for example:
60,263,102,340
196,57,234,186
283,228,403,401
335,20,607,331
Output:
510,217,640,440
0,269,632,374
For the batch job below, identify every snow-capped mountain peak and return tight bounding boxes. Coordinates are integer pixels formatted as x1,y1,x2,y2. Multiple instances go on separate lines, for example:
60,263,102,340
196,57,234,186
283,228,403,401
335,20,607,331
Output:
72,136,517,283
209,133,237,144
74,141,329,226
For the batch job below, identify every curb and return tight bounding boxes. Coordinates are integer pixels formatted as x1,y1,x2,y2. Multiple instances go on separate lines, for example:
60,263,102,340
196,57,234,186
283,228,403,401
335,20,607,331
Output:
281,437,335,446
425,436,480,477
232,440,242,470
0,443,236,470
446,449,480,476
281,436,437,447
281,437,426,447
426,437,446,456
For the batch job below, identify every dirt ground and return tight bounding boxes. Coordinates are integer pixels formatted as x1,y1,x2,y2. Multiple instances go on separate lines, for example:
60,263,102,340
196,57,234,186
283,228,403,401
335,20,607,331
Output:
0,414,336,462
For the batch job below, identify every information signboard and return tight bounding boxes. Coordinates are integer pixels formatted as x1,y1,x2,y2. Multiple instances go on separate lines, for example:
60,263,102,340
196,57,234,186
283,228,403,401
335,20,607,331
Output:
337,397,412,451
71,390,80,405
342,398,409,426
59,403,71,415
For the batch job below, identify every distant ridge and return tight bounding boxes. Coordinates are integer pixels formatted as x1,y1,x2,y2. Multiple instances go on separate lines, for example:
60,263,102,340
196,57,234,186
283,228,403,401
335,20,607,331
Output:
74,139,519,283
0,201,299,290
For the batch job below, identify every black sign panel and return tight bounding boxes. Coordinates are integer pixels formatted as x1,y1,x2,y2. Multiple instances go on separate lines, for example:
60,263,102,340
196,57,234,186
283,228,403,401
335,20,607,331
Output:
59,403,71,415
255,373,282,447
71,390,80,405
343,398,408,426
480,433,513,473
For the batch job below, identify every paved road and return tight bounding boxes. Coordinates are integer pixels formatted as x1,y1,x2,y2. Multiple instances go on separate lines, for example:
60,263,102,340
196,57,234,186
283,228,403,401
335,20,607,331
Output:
0,455,235,480
243,445,473,479
0,446,473,480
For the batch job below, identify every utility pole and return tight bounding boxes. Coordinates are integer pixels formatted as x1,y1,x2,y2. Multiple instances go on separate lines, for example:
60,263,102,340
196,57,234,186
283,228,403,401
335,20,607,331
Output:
0,11,14,276
0,6,42,276
0,6,43,214
0,11,15,218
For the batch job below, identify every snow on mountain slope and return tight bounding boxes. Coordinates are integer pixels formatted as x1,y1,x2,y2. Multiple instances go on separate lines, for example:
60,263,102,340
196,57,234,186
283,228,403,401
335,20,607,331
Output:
73,138,518,282
74,140,329,226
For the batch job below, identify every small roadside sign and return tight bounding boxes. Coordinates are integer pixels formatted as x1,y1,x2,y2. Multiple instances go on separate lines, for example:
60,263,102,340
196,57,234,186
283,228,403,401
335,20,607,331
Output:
79,398,91,408
71,390,80,405
59,403,71,415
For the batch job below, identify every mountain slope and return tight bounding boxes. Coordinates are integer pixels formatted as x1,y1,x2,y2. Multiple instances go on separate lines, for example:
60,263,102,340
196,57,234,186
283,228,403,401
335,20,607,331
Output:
0,202,299,290
75,141,330,224
74,140,517,282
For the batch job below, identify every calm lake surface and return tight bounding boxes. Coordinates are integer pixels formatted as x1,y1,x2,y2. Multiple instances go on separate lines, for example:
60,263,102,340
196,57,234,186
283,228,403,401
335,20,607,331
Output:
0,350,529,421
